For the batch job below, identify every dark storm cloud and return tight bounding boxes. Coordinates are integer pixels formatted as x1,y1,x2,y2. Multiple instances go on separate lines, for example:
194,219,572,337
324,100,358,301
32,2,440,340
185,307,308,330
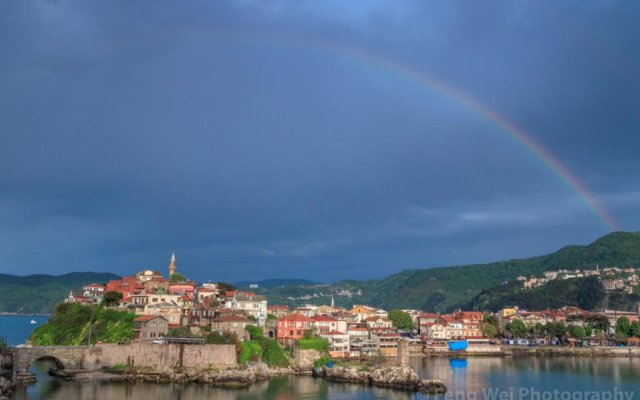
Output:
1,1,639,281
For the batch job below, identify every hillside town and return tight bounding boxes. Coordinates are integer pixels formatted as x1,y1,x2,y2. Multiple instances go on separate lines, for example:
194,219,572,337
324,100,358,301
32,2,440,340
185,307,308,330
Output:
517,266,640,294
64,254,640,358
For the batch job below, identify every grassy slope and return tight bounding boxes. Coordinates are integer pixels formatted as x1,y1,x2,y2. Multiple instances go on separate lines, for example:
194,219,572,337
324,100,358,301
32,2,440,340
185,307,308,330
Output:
29,303,135,345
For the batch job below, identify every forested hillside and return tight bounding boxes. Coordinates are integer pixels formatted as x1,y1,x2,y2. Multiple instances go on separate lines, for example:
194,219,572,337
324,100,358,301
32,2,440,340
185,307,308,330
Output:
0,272,120,314
259,232,640,312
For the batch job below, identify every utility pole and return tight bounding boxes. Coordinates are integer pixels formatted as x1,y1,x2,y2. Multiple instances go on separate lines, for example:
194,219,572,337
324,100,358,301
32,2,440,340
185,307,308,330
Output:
87,315,94,346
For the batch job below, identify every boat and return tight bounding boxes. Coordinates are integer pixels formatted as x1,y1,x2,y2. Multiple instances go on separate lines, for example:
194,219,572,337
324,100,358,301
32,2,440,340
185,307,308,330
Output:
448,340,468,351
30,319,37,324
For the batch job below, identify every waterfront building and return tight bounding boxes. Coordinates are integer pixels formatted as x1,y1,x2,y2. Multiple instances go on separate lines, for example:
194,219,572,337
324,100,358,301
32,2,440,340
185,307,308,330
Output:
276,313,313,346
134,315,169,342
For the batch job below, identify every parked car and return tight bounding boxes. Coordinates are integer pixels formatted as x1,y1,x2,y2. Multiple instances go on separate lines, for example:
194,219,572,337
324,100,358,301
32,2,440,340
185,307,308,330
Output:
152,337,167,344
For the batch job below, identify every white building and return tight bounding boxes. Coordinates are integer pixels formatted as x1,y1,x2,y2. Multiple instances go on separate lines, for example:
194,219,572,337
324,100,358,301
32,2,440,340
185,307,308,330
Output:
227,292,268,325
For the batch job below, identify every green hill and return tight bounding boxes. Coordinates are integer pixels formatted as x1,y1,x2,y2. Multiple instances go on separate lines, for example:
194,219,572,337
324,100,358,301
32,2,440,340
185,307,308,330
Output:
0,272,120,314
463,276,608,312
259,232,640,312
29,302,135,345
4,232,640,314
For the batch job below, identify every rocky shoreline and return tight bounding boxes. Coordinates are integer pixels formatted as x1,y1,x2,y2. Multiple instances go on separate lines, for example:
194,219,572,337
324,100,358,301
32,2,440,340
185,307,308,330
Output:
39,362,447,395
316,365,447,394
0,353,14,400
55,362,307,388
0,376,13,400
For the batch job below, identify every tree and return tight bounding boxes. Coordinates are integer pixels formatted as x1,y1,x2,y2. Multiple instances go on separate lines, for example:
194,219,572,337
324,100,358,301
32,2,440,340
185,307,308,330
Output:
168,326,192,337
481,322,498,338
568,325,586,339
102,291,123,307
388,310,414,331
584,326,593,338
506,319,527,338
545,322,567,340
630,321,640,338
217,282,236,292
266,314,277,320
482,315,499,337
586,314,610,332
575,277,606,310
245,325,264,341
483,314,499,326
615,317,631,338
169,273,187,284
205,331,238,345
533,323,545,339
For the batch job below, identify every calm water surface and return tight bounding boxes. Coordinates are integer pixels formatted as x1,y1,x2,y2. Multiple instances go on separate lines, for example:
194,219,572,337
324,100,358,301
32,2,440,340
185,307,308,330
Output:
3,318,639,400
0,315,48,346
9,357,640,400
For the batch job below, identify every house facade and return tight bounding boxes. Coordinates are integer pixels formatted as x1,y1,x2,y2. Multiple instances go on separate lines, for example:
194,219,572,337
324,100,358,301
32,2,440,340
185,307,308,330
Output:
134,315,168,342
211,315,253,340
276,314,313,346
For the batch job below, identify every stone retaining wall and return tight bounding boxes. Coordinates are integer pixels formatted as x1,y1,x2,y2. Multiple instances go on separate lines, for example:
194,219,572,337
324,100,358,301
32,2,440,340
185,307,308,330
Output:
292,348,322,368
99,343,237,372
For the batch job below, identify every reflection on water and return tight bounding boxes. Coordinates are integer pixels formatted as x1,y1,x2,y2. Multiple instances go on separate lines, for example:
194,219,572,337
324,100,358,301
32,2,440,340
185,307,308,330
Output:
11,374,416,400
412,357,640,398
10,357,640,400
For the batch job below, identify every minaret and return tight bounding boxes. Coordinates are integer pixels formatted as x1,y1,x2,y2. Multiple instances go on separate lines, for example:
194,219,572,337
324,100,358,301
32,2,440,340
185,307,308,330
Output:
169,252,176,277
331,295,335,308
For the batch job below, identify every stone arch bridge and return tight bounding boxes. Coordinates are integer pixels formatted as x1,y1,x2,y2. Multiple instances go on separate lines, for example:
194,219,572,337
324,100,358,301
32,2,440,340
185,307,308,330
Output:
11,346,103,380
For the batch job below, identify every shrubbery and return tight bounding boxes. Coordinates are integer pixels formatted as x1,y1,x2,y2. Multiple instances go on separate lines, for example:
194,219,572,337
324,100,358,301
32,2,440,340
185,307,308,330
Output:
236,325,290,367
29,303,135,346
297,337,329,353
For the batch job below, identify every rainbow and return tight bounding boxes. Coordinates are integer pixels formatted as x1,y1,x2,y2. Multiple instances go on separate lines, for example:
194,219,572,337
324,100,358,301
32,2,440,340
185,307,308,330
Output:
108,27,619,231
249,33,619,231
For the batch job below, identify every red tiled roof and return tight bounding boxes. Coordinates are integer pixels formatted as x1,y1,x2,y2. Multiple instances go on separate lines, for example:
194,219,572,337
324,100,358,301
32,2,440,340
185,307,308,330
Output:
312,315,336,322
278,313,313,322
456,311,483,318
212,315,252,323
134,315,167,322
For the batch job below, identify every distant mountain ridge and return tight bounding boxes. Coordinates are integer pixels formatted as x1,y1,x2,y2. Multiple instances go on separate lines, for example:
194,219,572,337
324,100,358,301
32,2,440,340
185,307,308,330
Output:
2,232,640,314
234,278,318,289
0,272,120,314
254,232,640,312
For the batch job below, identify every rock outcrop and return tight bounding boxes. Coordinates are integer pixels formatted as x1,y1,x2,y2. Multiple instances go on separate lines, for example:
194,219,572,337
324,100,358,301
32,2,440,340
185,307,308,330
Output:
68,361,274,388
193,361,271,387
0,376,13,400
324,365,370,383
320,365,447,394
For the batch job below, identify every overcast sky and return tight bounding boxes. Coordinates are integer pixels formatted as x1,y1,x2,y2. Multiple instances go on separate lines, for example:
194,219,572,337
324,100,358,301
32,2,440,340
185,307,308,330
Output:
1,1,639,282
